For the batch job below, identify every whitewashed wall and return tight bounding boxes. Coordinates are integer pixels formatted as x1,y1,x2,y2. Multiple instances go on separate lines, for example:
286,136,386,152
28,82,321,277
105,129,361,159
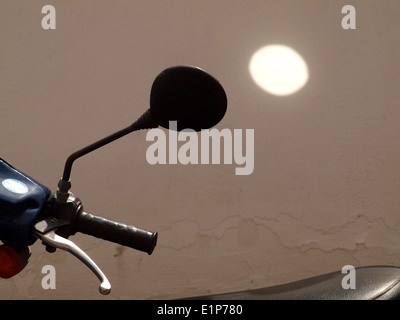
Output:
1,0,399,299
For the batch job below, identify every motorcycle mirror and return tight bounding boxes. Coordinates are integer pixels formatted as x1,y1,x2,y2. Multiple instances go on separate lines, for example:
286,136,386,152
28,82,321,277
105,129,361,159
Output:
59,65,227,188
149,65,227,132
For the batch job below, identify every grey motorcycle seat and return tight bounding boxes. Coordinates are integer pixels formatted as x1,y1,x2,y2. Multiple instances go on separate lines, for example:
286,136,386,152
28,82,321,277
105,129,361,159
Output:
188,266,400,300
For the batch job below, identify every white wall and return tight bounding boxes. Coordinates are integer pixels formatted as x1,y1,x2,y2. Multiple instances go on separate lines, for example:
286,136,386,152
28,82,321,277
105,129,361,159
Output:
1,0,400,299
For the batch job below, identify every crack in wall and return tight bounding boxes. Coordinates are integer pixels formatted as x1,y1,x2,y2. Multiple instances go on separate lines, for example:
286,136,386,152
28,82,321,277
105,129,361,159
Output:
155,212,400,255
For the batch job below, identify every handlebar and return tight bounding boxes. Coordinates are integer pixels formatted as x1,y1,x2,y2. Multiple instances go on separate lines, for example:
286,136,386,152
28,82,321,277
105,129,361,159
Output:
31,191,158,295
75,211,157,255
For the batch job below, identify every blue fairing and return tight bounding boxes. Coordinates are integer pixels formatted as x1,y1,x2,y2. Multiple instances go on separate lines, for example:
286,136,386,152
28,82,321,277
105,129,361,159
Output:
0,159,51,245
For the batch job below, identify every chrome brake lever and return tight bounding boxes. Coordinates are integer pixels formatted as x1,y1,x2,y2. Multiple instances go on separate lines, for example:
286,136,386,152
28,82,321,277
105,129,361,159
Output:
34,219,111,295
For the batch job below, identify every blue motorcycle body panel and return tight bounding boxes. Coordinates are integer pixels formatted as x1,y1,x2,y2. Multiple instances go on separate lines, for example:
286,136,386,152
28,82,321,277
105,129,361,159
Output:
0,159,50,245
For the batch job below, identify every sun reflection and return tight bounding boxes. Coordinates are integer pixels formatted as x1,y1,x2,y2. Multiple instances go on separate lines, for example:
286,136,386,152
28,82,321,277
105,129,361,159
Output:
249,45,309,96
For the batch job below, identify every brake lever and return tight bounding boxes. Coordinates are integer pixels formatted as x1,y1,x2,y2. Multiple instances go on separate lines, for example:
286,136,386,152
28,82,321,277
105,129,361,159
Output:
33,218,111,295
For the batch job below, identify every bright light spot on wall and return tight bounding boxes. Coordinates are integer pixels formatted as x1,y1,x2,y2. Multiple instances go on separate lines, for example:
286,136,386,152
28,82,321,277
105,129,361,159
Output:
249,45,309,96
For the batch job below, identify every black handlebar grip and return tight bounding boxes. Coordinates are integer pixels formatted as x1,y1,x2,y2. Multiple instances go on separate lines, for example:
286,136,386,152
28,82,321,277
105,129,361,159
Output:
75,211,157,255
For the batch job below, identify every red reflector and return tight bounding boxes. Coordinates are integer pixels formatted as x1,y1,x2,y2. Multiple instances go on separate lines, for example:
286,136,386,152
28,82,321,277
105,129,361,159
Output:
0,245,22,279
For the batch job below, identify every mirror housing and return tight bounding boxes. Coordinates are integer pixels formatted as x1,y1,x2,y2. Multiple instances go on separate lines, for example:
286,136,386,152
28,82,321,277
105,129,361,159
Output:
150,65,227,131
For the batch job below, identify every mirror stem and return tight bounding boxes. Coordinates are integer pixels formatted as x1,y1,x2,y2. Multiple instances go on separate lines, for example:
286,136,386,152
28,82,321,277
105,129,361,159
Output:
58,109,158,198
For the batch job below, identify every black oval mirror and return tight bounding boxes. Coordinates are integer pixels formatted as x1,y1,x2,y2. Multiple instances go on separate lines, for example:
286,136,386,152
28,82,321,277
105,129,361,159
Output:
149,66,227,131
